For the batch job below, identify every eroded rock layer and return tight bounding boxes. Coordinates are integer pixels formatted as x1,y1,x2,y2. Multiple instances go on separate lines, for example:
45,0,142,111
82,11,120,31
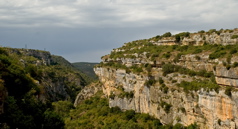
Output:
94,28,238,129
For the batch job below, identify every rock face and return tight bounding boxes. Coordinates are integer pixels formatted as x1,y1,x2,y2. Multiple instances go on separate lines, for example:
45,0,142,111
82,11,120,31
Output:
152,29,238,46
94,29,238,128
74,82,101,106
95,66,238,129
7,48,53,65
3,48,88,102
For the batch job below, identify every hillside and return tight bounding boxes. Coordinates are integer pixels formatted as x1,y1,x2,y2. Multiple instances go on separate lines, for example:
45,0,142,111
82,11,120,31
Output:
90,28,238,129
1,28,238,129
72,62,99,80
66,86,198,129
0,47,91,128
0,46,184,129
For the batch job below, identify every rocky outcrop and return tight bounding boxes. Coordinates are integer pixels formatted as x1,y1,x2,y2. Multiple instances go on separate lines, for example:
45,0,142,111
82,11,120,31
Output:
2,47,89,102
94,28,238,128
74,82,102,106
151,28,238,46
95,66,238,129
7,48,53,65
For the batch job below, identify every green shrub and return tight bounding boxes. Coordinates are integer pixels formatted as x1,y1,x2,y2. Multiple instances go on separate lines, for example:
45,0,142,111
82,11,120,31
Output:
225,87,232,97
187,123,199,129
119,91,134,99
162,63,175,75
195,55,201,60
155,35,161,39
178,80,220,93
85,99,93,105
124,110,135,120
193,49,202,54
163,86,169,94
162,63,214,78
230,49,237,54
227,55,232,64
209,51,226,59
175,35,181,42
175,32,190,42
160,101,172,114
173,123,184,129
162,52,171,59
43,109,65,129
130,65,143,73
172,80,177,83
180,107,186,113
145,79,156,86
144,63,152,72
218,119,221,125
232,62,238,67
159,77,164,84
231,35,238,39
109,94,116,99
173,53,182,63
162,32,172,37
177,45,189,52
208,29,217,34
0,48,8,55
52,101,74,117
226,65,231,70
109,106,122,114
198,30,205,33
222,61,227,66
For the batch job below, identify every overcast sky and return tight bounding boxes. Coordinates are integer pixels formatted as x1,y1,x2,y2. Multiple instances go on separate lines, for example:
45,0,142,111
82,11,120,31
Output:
0,0,237,62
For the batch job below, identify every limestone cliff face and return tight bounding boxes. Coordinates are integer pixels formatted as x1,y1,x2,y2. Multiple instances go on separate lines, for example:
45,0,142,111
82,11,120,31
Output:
152,29,238,46
94,28,238,128
95,66,238,129
74,82,101,106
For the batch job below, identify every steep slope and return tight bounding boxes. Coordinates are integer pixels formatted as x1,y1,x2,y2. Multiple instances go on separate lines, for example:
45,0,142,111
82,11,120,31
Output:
94,28,238,129
0,47,91,128
68,88,198,129
7,48,92,101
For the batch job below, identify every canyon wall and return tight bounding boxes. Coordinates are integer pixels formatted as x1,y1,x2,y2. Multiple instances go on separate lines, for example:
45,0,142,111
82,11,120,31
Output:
93,29,238,128
95,65,238,128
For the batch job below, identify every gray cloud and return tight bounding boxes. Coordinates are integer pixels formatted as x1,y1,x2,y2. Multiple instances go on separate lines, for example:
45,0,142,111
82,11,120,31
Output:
0,0,238,62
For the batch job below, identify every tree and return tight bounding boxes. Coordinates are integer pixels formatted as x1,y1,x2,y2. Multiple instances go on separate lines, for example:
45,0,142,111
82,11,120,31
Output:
162,32,172,37
43,109,65,129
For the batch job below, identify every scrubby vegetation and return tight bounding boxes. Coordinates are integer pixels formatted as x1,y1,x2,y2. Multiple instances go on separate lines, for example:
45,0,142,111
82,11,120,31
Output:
95,31,238,95
0,48,66,128
162,63,214,78
160,101,172,114
231,35,238,39
175,32,190,42
177,80,220,93
100,29,238,63
0,47,91,128
72,62,99,80
2,28,238,128
225,87,233,97
99,43,238,74
65,91,199,129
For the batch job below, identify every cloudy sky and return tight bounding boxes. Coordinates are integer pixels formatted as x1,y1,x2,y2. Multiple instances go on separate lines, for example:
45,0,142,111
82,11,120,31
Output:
0,0,237,62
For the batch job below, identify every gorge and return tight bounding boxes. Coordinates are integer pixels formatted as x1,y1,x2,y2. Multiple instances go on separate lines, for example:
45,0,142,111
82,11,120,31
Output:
88,28,238,129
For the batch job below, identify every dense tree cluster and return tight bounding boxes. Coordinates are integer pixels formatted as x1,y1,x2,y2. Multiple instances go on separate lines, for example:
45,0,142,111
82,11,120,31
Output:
0,48,65,128
65,92,199,129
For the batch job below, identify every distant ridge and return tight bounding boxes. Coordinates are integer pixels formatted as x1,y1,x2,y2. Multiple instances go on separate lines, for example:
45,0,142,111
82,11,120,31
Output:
72,62,99,80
